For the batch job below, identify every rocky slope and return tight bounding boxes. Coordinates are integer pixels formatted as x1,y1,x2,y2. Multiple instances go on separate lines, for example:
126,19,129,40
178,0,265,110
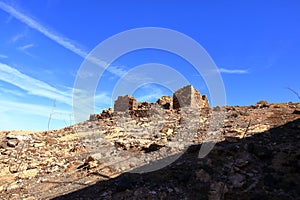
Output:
0,102,299,199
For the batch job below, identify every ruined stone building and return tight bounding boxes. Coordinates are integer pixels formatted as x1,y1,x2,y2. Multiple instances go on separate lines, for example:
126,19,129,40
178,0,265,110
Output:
156,96,173,109
113,85,209,113
114,95,138,112
173,85,209,109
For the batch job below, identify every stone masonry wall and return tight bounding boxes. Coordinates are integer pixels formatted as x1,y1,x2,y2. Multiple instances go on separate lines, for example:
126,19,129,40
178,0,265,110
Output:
173,85,192,109
114,95,137,112
114,85,209,112
157,96,173,109
173,85,209,109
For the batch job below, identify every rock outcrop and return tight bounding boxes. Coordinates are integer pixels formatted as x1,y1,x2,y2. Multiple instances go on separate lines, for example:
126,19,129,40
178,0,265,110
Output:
0,85,299,199
157,96,173,109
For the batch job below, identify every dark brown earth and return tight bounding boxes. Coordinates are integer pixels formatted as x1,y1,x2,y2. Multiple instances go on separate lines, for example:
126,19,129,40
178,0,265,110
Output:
0,102,299,199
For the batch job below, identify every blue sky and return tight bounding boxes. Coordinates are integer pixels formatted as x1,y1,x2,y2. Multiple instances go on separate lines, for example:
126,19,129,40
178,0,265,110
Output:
0,0,299,130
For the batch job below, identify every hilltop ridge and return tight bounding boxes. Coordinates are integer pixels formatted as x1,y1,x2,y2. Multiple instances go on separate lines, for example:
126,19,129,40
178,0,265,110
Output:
0,85,300,199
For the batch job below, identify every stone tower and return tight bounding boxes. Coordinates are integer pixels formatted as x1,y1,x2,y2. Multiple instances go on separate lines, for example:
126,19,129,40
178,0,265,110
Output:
173,85,209,109
114,95,138,112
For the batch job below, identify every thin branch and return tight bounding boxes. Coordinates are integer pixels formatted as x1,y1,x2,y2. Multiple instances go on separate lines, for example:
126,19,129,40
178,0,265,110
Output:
286,87,300,100
48,99,57,130
242,118,251,139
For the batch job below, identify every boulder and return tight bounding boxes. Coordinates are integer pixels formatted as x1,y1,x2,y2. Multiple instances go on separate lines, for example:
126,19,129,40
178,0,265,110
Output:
157,96,173,109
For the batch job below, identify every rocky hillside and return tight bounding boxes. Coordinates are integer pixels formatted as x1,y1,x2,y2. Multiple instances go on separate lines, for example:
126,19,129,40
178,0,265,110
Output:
0,100,299,199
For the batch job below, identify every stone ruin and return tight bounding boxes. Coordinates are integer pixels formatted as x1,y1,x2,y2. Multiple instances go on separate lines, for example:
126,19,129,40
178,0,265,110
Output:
113,85,209,112
157,96,173,109
114,95,138,112
89,85,209,121
173,85,209,109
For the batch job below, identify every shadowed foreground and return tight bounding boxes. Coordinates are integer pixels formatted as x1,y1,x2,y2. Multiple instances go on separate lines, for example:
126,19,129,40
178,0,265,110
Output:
55,119,300,200
1,103,299,199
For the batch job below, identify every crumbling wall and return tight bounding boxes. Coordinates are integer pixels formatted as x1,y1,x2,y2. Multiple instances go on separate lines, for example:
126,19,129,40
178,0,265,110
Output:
191,88,209,108
113,85,209,113
137,102,150,110
130,102,152,118
114,95,137,112
157,96,173,109
200,95,209,108
173,85,192,109
173,85,209,109
89,108,113,121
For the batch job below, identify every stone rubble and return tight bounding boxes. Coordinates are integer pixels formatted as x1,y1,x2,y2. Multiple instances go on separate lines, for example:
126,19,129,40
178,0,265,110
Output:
0,85,299,199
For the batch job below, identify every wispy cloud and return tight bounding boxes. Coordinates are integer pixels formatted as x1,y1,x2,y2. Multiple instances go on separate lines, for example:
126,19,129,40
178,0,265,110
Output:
0,99,71,120
0,102,72,130
0,1,126,77
218,68,249,74
135,85,165,102
5,14,12,23
0,87,24,97
95,92,113,110
95,93,111,105
11,30,27,43
0,2,87,57
137,93,163,102
0,54,8,59
17,43,34,51
0,63,71,105
0,63,112,116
